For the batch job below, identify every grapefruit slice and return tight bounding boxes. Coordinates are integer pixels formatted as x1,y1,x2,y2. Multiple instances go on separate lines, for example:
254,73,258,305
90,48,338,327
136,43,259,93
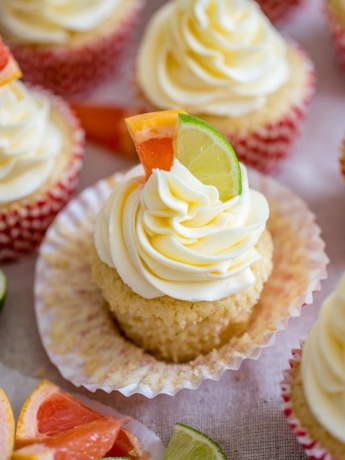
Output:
0,387,15,460
0,38,22,86
15,379,147,459
70,104,138,157
125,109,185,178
13,417,121,460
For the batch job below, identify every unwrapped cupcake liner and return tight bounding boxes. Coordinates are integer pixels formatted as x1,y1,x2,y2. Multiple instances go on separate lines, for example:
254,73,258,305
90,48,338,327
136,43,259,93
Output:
8,0,145,97
256,0,304,23
324,1,345,70
0,88,84,262
281,345,339,460
34,168,328,398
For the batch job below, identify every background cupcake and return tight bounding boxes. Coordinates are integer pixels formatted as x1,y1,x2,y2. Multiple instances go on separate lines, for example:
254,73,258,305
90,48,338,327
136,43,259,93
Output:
0,40,84,261
0,0,145,97
255,0,304,23
282,273,345,460
135,0,315,174
324,0,345,70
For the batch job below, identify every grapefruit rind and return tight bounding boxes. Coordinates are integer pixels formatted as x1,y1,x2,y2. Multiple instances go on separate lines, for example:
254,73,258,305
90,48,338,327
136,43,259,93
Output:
15,380,60,448
0,386,15,460
0,54,22,87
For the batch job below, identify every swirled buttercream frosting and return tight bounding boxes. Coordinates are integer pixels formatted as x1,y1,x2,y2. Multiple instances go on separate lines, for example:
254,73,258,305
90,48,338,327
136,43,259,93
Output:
94,161,270,302
0,81,62,204
302,274,345,443
137,0,290,117
0,0,120,44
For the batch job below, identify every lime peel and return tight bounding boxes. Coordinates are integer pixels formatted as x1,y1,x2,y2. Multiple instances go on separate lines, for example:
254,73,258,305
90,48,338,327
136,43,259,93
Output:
173,113,242,202
163,422,227,460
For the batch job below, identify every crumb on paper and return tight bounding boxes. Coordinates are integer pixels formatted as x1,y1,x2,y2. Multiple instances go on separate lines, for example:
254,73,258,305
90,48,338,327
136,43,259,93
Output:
235,372,246,381
33,367,47,379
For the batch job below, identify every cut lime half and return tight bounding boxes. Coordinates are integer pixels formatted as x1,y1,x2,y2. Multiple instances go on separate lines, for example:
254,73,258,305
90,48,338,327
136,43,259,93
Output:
173,113,242,202
163,423,226,460
0,269,7,313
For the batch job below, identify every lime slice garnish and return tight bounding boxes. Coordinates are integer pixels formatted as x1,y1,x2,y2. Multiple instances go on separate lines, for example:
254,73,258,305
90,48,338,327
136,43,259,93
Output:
163,423,226,460
0,269,7,313
173,113,242,202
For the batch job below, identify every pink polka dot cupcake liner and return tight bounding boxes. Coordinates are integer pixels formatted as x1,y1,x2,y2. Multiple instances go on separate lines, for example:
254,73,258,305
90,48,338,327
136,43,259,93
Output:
8,0,145,97
281,345,340,460
0,88,84,262
256,0,304,23
324,1,345,70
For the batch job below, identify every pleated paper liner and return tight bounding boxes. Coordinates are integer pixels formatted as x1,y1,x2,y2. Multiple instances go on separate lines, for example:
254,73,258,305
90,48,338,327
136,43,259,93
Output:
256,0,304,23
0,87,84,262
34,168,328,398
281,345,344,460
8,0,145,97
324,1,345,71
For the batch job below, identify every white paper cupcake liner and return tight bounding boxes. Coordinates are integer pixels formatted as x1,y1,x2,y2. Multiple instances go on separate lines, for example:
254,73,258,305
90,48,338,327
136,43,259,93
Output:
281,345,341,460
34,168,328,398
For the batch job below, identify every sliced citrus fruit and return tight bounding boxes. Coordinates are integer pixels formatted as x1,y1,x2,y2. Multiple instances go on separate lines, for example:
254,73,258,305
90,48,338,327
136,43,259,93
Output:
173,113,242,202
13,417,121,460
15,379,146,459
125,109,186,178
0,387,15,460
163,423,226,460
0,269,8,314
0,38,22,86
71,104,137,157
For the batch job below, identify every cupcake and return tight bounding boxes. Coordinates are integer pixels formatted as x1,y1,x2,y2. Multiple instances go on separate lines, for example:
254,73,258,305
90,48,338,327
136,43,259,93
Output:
324,0,345,70
135,0,315,174
282,274,345,460
91,110,274,363
0,0,145,96
255,0,304,23
0,39,84,261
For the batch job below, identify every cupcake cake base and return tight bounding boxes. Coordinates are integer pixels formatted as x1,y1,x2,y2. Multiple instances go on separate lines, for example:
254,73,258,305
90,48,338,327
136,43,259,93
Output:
34,168,328,398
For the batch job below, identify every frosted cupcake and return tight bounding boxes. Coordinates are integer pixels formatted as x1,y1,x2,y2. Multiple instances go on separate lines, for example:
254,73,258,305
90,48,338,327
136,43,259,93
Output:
91,110,273,363
0,0,145,96
255,0,304,23
0,40,84,261
324,0,345,70
282,274,345,460
135,0,315,174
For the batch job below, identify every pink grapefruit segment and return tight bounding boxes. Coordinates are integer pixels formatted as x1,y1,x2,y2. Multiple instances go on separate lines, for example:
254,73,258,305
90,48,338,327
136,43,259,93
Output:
125,109,186,179
0,37,22,86
15,379,148,459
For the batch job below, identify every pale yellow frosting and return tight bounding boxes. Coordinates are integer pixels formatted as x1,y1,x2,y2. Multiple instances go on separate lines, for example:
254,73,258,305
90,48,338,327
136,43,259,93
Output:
94,160,270,302
0,0,121,44
137,0,290,117
0,81,62,204
302,274,345,443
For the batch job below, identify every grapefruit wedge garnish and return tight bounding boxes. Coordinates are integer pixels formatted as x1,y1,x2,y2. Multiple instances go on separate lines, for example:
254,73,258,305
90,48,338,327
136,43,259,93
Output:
125,109,186,179
14,379,148,459
0,37,22,87
0,387,15,460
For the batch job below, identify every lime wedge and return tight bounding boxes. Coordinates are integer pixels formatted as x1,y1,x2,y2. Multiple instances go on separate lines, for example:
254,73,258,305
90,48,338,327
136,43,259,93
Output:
163,423,226,460
173,113,242,202
0,269,7,313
